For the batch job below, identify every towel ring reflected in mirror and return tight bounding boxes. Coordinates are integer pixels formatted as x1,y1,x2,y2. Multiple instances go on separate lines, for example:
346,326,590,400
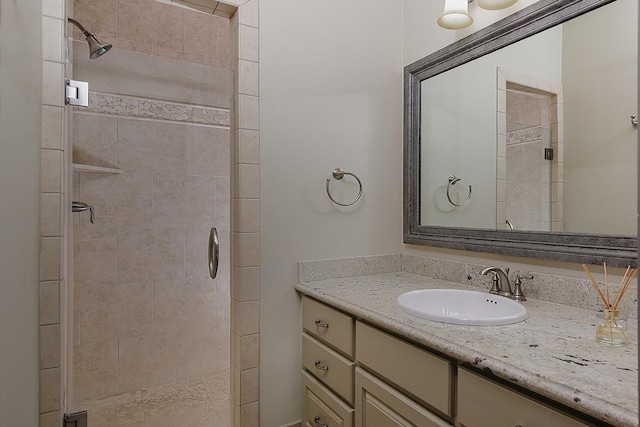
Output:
326,168,363,207
446,175,472,207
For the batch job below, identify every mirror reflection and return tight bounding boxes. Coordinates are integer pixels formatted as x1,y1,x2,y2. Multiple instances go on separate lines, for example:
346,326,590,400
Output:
420,0,637,236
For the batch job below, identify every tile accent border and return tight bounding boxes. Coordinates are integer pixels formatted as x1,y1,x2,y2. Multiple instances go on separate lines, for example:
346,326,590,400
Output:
77,91,231,126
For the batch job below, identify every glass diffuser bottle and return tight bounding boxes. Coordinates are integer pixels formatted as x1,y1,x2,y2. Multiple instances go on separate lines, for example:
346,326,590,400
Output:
596,308,628,346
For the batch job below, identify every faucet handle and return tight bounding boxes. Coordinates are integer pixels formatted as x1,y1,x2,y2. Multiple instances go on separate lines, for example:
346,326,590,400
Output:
513,274,533,301
487,271,500,295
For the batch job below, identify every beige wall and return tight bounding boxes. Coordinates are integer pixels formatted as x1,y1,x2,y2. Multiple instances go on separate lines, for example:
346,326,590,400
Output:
562,0,637,235
0,0,42,425
260,1,404,425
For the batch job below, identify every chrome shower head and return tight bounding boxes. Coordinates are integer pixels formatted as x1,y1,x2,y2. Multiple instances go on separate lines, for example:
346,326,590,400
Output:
68,18,112,59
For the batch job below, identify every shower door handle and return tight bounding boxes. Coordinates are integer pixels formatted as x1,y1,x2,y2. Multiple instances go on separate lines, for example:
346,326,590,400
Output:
208,227,219,279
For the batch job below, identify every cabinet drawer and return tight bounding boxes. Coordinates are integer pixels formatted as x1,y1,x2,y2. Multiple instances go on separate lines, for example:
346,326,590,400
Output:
303,333,355,405
302,296,354,357
303,371,354,427
355,367,452,427
458,368,590,427
355,321,452,417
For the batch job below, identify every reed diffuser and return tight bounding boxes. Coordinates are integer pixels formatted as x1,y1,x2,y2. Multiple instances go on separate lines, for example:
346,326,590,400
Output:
582,263,636,346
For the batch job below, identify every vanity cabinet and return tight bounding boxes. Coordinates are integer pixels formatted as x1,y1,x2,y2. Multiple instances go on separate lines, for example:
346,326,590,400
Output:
457,368,590,427
301,295,600,427
301,296,356,427
355,367,451,427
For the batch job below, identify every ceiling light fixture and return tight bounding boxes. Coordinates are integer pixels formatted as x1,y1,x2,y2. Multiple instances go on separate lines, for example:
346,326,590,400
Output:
438,0,518,30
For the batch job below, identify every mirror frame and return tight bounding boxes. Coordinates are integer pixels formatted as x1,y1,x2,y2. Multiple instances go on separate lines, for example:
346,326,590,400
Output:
404,0,637,267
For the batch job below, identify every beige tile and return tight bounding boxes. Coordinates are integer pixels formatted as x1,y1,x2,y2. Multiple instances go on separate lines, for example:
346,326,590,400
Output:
186,125,230,177
42,16,64,63
39,411,61,427
237,0,258,28
186,226,211,278
153,175,216,226
72,0,118,37
238,164,259,199
73,114,118,168
40,193,62,237
78,172,153,226
237,59,258,96
154,277,217,337
153,227,186,280
41,149,62,193
217,177,231,224
40,325,60,369
240,300,259,335
239,198,259,232
73,340,119,400
41,105,64,150
106,36,154,55
42,0,64,18
184,11,229,59
240,367,258,405
119,333,187,391
230,298,240,335
240,333,259,370
73,42,229,107
80,390,144,427
141,380,217,427
40,368,60,413
230,331,240,369
117,118,186,174
235,129,259,165
231,266,259,301
79,280,152,343
73,228,117,286
236,94,259,130
116,227,154,283
40,281,61,325
42,61,64,106
237,25,258,62
240,400,259,427
187,333,230,378
40,237,61,281
118,0,185,51
239,232,260,267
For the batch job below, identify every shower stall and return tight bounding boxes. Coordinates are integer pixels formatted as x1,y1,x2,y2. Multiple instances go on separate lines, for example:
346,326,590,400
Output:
66,1,233,425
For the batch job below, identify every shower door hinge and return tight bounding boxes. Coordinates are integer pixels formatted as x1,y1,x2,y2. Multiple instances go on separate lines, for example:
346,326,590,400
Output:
65,79,89,107
64,411,88,427
544,148,554,161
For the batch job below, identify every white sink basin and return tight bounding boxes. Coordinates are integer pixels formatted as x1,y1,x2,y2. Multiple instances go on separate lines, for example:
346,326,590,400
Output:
397,289,528,326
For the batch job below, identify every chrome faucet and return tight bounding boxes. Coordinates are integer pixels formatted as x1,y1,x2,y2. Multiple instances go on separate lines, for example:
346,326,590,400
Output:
480,267,512,298
72,201,95,223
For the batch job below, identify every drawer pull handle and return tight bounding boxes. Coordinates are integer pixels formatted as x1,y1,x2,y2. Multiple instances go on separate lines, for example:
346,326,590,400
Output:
314,416,328,427
314,360,329,371
314,319,329,328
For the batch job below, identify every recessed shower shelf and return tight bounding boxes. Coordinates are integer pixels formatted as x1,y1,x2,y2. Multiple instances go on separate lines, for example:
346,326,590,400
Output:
72,163,122,174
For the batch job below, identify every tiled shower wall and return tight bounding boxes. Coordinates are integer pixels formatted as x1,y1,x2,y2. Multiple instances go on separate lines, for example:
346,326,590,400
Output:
39,0,261,425
505,90,551,231
70,0,231,408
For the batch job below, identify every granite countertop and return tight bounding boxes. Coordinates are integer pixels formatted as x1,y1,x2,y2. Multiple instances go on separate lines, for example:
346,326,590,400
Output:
295,272,638,427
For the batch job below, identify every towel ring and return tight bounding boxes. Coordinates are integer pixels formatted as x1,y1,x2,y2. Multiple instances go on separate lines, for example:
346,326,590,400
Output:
446,174,472,207
326,168,363,207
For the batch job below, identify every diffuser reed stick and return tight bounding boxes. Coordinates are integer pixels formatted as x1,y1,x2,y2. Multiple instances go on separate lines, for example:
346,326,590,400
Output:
581,264,608,307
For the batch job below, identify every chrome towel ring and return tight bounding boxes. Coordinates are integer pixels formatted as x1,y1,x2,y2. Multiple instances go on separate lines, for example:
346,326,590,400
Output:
326,168,363,207
446,174,472,207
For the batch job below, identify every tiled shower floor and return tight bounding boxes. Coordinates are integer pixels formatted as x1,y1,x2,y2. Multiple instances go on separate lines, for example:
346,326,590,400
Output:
81,372,230,427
